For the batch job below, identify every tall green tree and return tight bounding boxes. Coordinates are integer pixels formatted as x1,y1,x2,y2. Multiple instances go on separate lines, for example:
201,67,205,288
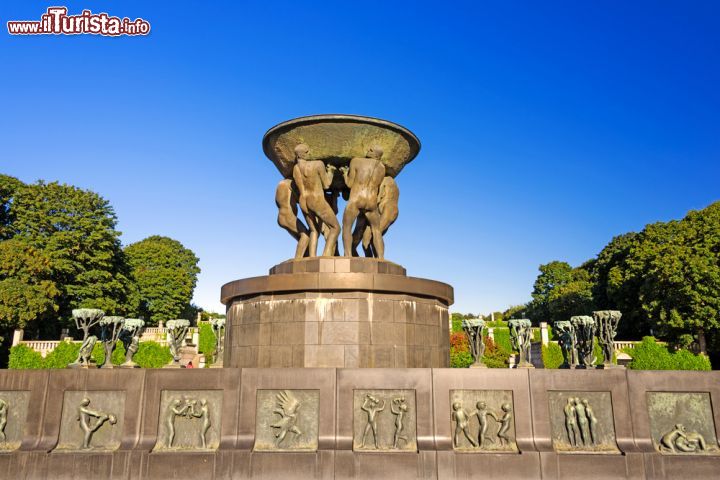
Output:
0,238,60,340
630,203,720,347
0,175,23,240
124,236,200,324
9,181,135,333
591,232,645,338
527,261,594,324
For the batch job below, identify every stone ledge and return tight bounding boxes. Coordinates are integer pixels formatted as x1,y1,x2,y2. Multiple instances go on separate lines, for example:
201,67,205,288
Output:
221,272,454,306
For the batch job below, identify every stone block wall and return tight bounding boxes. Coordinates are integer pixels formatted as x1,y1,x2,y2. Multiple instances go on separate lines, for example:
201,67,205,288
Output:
226,292,450,368
0,368,718,479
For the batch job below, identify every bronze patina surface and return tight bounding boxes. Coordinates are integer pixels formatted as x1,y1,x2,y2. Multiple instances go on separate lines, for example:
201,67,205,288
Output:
263,114,420,179
0,369,718,478
547,390,619,454
352,389,417,452
55,390,124,452
0,391,29,451
449,389,517,453
647,391,719,455
253,389,320,452
153,389,223,451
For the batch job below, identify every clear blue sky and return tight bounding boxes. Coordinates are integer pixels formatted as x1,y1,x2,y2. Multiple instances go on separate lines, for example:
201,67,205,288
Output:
1,1,719,315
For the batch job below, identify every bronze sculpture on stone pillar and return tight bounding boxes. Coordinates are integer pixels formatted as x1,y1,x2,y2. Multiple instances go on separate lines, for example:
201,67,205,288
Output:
119,319,144,368
165,319,190,368
210,317,225,367
462,318,487,368
554,320,577,368
571,315,596,368
508,319,533,368
99,316,125,369
593,310,622,368
68,308,104,368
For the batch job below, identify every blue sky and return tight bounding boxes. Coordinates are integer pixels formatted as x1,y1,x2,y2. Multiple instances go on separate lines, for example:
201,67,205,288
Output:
1,1,719,315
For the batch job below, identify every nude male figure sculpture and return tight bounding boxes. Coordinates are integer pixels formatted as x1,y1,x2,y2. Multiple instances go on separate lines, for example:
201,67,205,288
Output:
360,394,385,448
354,175,399,257
291,144,339,257
341,145,386,258
77,397,116,449
451,401,477,448
564,398,580,447
275,179,310,259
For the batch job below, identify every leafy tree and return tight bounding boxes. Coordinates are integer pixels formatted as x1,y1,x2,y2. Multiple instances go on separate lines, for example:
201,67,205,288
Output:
124,236,200,325
8,181,135,335
0,174,23,240
591,232,645,338
631,203,720,347
527,261,594,324
502,304,528,321
0,238,60,340
545,267,594,322
529,261,574,320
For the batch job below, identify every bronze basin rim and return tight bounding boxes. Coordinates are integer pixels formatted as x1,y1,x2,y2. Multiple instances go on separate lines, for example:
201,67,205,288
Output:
261,113,422,163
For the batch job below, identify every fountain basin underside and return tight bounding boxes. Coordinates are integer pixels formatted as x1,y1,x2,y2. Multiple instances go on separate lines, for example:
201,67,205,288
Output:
221,258,453,368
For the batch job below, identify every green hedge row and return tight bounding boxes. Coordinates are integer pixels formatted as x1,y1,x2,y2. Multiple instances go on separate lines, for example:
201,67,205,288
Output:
198,322,216,365
541,337,709,370
9,340,172,369
625,337,711,371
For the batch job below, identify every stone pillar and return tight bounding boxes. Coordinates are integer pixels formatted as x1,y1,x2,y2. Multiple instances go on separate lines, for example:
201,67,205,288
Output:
192,329,200,347
487,327,494,342
222,257,454,368
540,322,549,346
11,329,23,347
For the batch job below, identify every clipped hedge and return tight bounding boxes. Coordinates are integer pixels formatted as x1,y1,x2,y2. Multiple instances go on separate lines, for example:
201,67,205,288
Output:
491,329,513,352
198,322,215,365
133,341,173,368
626,337,711,371
450,348,473,368
9,340,172,369
8,344,44,369
542,343,564,369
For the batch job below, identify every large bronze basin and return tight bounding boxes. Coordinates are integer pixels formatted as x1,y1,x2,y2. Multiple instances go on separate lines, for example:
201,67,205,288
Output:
262,114,421,178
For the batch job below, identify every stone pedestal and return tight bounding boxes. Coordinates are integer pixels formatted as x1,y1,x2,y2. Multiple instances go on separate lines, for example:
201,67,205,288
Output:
220,257,454,368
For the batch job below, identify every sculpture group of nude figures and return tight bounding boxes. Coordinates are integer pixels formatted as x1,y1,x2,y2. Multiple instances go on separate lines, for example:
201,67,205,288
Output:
659,423,711,453
76,397,117,449
359,394,409,449
452,400,513,449
164,396,212,449
563,397,599,447
276,143,399,259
